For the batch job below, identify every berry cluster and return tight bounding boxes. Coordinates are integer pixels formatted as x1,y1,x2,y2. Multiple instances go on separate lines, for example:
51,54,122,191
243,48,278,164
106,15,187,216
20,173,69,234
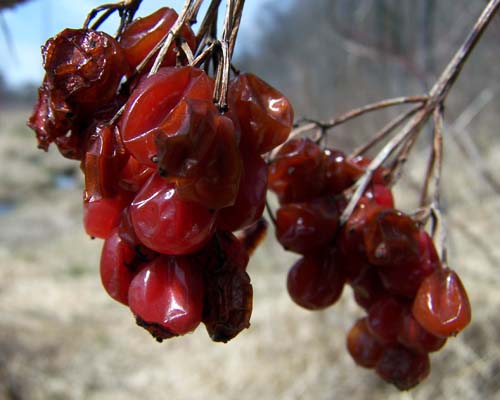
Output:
268,138,471,390
28,7,293,342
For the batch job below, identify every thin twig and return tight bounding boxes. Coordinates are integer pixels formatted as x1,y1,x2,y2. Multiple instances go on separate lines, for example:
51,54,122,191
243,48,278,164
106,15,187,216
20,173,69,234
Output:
148,0,195,76
339,0,500,225
351,103,424,157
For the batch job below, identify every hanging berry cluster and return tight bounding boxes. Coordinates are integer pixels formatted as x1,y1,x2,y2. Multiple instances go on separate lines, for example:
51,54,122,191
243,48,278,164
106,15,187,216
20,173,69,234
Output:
24,0,490,392
28,4,293,343
268,138,471,389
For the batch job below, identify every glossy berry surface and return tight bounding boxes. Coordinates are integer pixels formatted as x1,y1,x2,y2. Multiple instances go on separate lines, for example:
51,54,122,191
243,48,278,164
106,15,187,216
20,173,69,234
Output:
119,66,214,166
155,99,242,209
100,227,142,305
398,311,446,353
119,7,196,72
375,345,430,390
287,252,345,310
268,138,325,204
217,149,268,231
412,267,471,337
229,73,294,154
130,173,216,255
347,318,384,368
275,197,339,254
367,297,404,344
128,255,204,341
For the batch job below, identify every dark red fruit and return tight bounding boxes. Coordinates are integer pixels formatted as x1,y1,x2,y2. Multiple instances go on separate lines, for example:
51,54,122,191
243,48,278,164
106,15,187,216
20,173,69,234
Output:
367,297,405,344
349,265,387,311
119,7,196,73
155,99,242,209
398,311,446,353
359,184,395,209
323,148,363,194
83,193,129,239
375,345,430,390
200,232,253,343
268,138,325,204
363,208,420,267
275,197,339,254
43,28,127,108
119,66,214,166
130,173,216,255
217,149,268,231
412,267,471,337
100,227,142,305
83,123,128,201
287,252,345,310
347,318,384,368
378,230,441,298
229,73,293,154
128,255,204,341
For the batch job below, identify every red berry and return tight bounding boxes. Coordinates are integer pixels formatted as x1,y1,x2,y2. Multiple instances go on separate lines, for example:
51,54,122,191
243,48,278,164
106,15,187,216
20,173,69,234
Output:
217,149,268,231
130,173,216,255
287,252,345,310
378,230,441,298
398,310,446,353
83,194,129,239
268,138,325,204
229,73,293,154
359,184,395,208
155,99,242,209
323,148,363,194
363,208,420,267
275,196,339,254
367,297,405,344
128,255,204,341
349,264,387,311
119,7,196,73
119,66,214,166
375,345,430,390
100,227,144,305
42,28,127,108
347,318,384,368
412,267,471,337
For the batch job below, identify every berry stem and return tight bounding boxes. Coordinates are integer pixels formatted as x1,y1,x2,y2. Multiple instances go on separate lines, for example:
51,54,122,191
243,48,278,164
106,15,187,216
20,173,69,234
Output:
340,0,500,226
148,0,195,77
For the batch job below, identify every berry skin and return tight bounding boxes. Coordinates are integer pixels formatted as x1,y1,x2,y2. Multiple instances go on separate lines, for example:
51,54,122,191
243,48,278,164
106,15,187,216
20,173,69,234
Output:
375,345,430,390
362,208,420,267
200,232,253,343
128,255,204,341
275,197,339,254
100,227,145,305
130,173,216,255
349,264,387,311
119,7,196,73
323,148,363,194
398,311,446,353
268,138,325,204
378,230,441,298
155,99,242,209
229,73,294,154
287,252,345,310
217,149,268,232
42,29,127,108
412,267,471,337
83,194,129,239
347,318,384,368
119,66,214,166
367,297,405,345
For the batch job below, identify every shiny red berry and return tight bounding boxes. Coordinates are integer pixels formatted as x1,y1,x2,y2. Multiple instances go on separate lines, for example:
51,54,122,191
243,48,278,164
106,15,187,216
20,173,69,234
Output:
347,318,384,368
412,267,471,337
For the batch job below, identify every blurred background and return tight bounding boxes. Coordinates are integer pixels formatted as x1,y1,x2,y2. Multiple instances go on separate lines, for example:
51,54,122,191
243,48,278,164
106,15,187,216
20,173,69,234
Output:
0,0,499,399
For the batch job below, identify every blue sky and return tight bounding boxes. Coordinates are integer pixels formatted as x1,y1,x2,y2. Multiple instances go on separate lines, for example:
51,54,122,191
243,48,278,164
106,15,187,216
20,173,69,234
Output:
0,0,292,88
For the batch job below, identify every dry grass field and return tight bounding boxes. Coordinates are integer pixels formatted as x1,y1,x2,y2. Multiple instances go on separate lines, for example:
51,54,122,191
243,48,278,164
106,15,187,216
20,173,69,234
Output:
0,107,499,400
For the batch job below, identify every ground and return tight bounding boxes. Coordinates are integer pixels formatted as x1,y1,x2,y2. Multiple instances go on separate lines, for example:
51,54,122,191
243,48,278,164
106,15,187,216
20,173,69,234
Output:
0,108,499,400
